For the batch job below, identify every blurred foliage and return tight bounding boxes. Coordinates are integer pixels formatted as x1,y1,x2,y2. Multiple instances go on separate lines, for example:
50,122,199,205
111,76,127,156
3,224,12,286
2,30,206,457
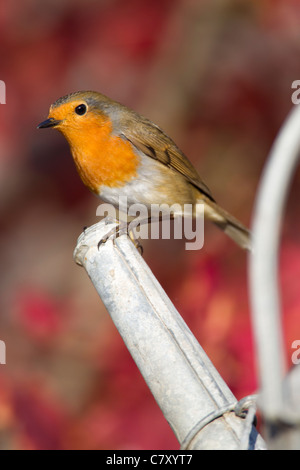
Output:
0,0,300,449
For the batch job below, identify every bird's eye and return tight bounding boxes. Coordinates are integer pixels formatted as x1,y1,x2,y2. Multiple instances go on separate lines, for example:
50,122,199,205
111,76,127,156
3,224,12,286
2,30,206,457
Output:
75,104,87,116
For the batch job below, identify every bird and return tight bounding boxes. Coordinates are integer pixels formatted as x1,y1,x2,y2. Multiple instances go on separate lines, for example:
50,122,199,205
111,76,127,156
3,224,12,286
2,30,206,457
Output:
37,91,251,250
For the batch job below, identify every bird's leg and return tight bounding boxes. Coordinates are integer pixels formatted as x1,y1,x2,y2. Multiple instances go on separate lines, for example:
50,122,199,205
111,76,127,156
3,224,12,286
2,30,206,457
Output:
97,220,127,248
97,212,175,253
97,218,145,254
127,230,144,255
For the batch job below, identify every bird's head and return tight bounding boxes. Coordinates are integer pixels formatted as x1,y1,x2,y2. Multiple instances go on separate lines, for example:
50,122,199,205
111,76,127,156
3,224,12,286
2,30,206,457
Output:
37,91,118,143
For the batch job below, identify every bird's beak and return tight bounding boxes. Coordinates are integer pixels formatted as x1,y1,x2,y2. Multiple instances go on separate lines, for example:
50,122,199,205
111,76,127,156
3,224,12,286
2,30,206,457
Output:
37,118,62,129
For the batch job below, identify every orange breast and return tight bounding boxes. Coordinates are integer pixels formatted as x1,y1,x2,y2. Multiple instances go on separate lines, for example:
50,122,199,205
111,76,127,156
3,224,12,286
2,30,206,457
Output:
65,118,139,194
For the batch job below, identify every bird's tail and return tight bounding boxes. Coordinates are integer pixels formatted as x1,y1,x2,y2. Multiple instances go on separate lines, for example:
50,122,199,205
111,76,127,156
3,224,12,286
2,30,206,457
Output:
199,197,251,251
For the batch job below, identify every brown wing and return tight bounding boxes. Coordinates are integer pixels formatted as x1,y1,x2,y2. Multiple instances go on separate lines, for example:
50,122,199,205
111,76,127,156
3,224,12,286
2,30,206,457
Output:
119,115,215,202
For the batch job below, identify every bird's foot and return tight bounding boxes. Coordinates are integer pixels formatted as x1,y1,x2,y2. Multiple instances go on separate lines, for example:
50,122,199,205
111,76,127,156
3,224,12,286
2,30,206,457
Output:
97,220,143,255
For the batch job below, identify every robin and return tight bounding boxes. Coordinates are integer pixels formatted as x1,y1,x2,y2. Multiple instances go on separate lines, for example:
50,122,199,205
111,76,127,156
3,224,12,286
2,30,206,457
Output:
38,91,251,250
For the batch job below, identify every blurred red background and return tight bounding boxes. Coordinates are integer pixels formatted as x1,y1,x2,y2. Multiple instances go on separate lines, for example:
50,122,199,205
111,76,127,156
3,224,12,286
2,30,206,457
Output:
1,0,300,450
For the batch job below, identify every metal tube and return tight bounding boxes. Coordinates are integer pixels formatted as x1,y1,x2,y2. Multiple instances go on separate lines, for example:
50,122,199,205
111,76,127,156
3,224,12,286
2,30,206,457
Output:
74,220,265,449
249,105,300,422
